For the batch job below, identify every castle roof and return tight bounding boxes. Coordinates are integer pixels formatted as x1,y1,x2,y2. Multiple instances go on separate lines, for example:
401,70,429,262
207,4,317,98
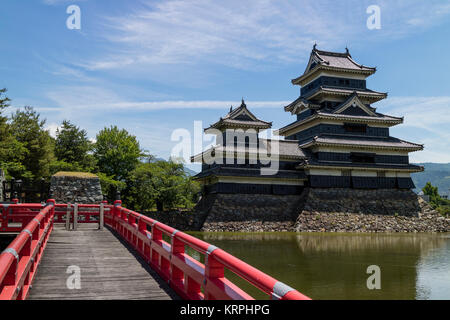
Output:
299,135,424,152
205,99,272,131
292,46,377,86
303,87,387,103
277,111,403,136
191,139,307,163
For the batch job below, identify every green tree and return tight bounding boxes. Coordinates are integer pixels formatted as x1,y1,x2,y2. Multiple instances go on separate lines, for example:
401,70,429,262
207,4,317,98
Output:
0,89,27,177
422,182,439,202
94,126,143,181
127,160,200,211
54,120,95,171
9,106,55,180
422,182,450,217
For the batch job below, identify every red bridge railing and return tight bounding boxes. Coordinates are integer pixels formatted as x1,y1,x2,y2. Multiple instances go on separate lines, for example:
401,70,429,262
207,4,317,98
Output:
0,201,55,300
0,200,311,301
108,200,310,300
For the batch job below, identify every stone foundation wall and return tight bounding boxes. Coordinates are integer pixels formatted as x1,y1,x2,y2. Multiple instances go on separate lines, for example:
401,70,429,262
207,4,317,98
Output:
50,172,103,204
191,188,450,233
200,193,306,232
295,188,449,232
130,188,450,233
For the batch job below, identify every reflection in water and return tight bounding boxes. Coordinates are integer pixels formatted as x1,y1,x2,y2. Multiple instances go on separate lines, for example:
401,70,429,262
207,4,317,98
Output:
190,232,449,300
416,237,450,300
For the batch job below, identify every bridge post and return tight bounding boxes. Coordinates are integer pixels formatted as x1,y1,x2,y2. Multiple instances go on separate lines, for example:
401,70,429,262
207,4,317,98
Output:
66,204,71,230
99,203,104,230
204,248,225,300
113,199,122,230
73,204,78,231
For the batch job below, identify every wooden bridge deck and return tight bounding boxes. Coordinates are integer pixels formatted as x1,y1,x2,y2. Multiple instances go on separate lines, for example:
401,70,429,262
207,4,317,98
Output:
28,224,178,300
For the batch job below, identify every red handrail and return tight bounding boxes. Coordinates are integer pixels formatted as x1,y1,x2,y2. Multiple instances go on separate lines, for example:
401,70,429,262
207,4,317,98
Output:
107,200,310,300
0,201,55,300
1,200,310,301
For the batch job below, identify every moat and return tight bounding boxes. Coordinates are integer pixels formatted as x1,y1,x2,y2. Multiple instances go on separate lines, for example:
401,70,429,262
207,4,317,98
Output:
188,232,450,300
3,232,448,300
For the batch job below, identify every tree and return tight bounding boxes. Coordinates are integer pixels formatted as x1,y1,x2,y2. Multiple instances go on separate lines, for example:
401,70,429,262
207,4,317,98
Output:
10,107,55,180
0,89,28,178
93,126,143,181
422,182,439,201
55,120,95,171
422,182,450,217
127,160,200,211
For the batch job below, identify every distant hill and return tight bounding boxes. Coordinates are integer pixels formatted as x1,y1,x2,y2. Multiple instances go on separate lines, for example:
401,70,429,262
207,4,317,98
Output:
412,163,450,197
184,167,197,177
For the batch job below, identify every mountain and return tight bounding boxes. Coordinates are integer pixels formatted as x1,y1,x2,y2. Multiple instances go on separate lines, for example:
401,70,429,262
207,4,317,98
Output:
183,167,198,177
412,163,450,196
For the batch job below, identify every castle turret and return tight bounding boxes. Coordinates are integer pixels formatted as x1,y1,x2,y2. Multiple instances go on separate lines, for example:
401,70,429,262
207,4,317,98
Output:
278,46,423,189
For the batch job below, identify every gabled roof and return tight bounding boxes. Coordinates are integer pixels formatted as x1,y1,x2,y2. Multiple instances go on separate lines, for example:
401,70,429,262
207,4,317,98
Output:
205,99,272,131
293,46,377,86
333,92,377,116
284,97,321,114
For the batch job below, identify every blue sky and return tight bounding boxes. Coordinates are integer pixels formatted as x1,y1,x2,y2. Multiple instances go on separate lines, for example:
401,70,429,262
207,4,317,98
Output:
1,0,449,171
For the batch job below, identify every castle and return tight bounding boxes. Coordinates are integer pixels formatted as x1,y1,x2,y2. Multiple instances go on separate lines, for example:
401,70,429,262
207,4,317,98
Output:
191,46,424,195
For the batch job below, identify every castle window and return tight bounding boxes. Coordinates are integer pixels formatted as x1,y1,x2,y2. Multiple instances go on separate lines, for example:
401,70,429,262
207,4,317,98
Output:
344,123,367,133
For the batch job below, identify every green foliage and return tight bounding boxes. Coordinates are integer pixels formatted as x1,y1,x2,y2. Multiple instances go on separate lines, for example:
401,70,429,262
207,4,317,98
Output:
96,172,126,201
55,120,96,171
422,182,450,217
94,126,144,181
0,88,201,210
0,89,28,178
9,107,55,180
412,163,450,197
126,160,200,211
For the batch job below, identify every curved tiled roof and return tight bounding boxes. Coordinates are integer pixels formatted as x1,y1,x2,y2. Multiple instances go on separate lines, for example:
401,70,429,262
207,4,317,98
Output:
191,139,307,162
277,111,403,136
312,49,376,72
206,100,272,131
300,135,424,151
292,47,377,85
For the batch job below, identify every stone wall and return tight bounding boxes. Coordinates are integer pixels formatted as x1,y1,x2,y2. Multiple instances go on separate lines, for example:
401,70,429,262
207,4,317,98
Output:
50,172,103,204
295,188,449,232
123,188,450,233
200,193,306,232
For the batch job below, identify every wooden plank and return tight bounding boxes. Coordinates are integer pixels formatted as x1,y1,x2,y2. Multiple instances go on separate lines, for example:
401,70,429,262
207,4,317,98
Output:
27,224,178,300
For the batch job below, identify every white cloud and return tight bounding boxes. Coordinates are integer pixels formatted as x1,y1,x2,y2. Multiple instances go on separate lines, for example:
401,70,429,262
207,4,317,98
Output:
72,0,450,72
378,96,450,163
45,122,60,138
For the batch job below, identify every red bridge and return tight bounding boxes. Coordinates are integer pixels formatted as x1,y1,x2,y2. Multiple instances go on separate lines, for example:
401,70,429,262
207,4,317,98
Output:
0,199,310,300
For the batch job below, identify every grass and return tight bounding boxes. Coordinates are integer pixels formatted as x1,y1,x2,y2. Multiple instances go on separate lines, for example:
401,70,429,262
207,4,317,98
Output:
52,171,99,179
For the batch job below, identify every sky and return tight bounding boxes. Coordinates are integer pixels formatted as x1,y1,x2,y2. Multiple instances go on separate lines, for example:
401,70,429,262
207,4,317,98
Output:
1,0,449,172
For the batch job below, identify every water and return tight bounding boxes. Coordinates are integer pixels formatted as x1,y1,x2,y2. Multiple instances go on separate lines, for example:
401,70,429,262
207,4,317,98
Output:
188,232,450,300
0,235,16,251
